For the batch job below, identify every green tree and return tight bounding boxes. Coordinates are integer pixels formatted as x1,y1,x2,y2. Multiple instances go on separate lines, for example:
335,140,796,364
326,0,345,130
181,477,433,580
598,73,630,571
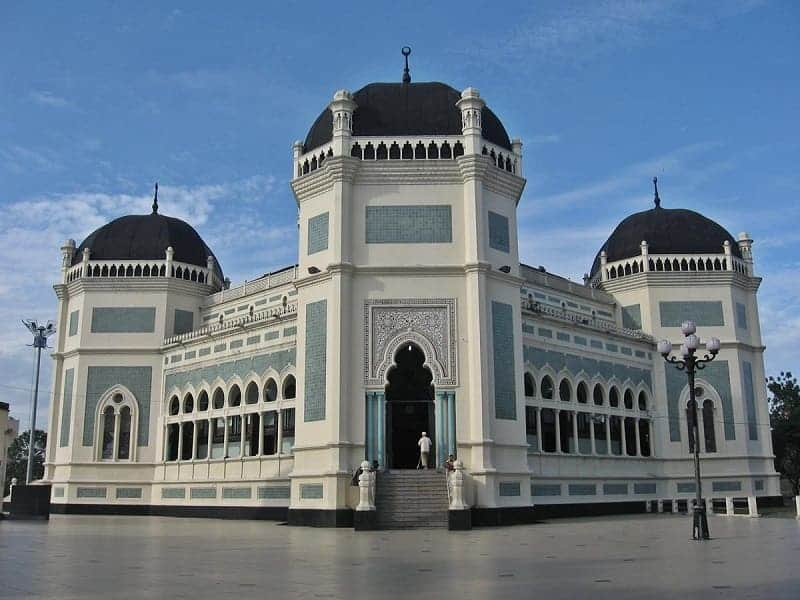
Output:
3,429,47,496
768,371,800,495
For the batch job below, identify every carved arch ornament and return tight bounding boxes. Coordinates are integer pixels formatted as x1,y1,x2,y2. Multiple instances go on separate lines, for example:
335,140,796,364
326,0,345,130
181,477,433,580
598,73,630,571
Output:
364,298,457,387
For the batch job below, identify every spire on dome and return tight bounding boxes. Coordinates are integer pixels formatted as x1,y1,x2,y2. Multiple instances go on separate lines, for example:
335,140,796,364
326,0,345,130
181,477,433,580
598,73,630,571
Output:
401,46,411,84
152,182,159,214
653,176,661,208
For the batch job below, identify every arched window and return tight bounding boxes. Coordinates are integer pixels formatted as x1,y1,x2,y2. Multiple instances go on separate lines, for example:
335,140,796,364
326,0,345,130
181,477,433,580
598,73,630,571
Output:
212,387,225,409
169,395,180,415
264,378,278,402
101,406,115,459
540,376,554,400
559,379,572,402
228,384,241,407
702,399,716,453
624,389,634,410
245,381,259,404
593,384,604,406
609,387,620,408
283,375,296,400
198,390,209,411
638,391,647,411
183,393,194,413
577,382,588,404
97,391,137,461
524,373,535,398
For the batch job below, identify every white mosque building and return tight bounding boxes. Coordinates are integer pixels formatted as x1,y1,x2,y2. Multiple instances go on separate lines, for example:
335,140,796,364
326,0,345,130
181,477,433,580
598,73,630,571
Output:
42,63,779,527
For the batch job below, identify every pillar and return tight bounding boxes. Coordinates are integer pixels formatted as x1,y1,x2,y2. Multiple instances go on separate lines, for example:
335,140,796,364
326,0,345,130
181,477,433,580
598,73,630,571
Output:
725,497,734,516
177,422,183,462
620,417,627,456
657,499,664,513
192,420,198,460
589,414,596,455
375,391,386,468
536,408,543,453
435,392,446,467
635,419,641,457
554,409,561,454
206,418,212,461
447,391,457,458
747,496,760,517
672,498,679,514
257,412,264,456
571,411,578,454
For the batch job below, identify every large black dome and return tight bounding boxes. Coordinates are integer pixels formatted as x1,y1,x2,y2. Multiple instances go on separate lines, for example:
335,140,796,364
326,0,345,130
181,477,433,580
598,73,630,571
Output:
304,82,512,153
590,204,741,276
73,212,223,280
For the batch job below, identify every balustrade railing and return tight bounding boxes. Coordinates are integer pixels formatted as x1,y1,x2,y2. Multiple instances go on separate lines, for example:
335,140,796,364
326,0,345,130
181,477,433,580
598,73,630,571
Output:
64,258,222,289
204,266,297,305
523,300,655,343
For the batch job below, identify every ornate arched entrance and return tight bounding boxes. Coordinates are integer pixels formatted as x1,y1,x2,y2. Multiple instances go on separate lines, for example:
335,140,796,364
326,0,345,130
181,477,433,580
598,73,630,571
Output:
385,343,434,469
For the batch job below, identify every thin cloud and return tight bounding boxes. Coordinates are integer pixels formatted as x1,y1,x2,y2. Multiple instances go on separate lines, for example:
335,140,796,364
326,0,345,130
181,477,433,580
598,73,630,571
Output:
29,90,71,108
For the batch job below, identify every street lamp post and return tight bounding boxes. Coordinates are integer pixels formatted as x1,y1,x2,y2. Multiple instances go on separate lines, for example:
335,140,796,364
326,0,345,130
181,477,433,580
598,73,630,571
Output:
657,321,721,541
22,319,56,485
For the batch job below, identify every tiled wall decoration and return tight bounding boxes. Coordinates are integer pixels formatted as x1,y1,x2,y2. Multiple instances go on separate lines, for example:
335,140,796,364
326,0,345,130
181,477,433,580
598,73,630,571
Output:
258,486,291,499
488,211,510,253
524,346,652,389
222,487,252,499
622,305,642,330
659,301,724,327
499,482,521,496
304,300,327,422
174,309,194,335
741,361,758,441
68,310,79,336
190,487,217,499
162,488,186,499
53,487,65,498
664,360,734,442
568,484,596,496
83,366,152,446
77,487,107,498
308,212,330,254
59,369,74,447
300,484,323,499
603,483,628,495
492,301,517,420
164,349,296,392
531,484,561,496
91,307,156,333
633,483,657,495
712,481,742,493
365,205,452,244
735,302,748,330
116,488,143,499
677,482,696,493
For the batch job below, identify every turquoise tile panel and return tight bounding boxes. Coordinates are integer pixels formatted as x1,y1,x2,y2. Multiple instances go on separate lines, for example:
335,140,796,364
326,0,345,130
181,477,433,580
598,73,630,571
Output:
499,482,521,497
634,483,657,495
84,366,152,446
603,483,628,495
659,301,724,327
162,487,186,499
246,335,260,345
556,332,570,342
754,480,764,491
677,482,696,493
164,348,296,392
222,487,252,499
300,484,323,499
91,307,156,333
265,331,279,341
538,328,552,339
214,343,227,352
488,211,510,253
742,361,758,441
621,347,633,356
492,301,516,420
59,368,74,447
712,481,742,492
230,340,243,349
574,336,587,346
174,309,194,335
77,487,107,498
735,302,748,330
522,323,535,334
531,484,561,496
665,360,734,441
258,486,291,499
622,304,642,330
191,487,217,499
116,487,142,499
590,340,603,349
308,212,330,254
568,484,596,496
199,347,211,357
304,300,327,421
53,487,65,498
184,351,196,360
284,326,297,336
68,310,79,336
365,205,452,243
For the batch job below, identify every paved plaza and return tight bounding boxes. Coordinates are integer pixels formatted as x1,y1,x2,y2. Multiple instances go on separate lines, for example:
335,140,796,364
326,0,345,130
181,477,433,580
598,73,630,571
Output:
1,513,799,599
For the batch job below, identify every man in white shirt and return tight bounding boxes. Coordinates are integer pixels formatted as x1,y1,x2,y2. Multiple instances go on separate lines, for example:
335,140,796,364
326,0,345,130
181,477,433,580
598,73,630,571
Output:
417,431,432,469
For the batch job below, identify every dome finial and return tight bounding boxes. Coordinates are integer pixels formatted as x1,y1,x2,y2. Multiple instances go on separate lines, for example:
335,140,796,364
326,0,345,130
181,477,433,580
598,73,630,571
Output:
653,176,661,208
401,46,412,84
152,182,159,214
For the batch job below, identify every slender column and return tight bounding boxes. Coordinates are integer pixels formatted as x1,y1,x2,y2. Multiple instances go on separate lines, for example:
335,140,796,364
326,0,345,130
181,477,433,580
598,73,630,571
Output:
605,417,611,453
276,410,283,455
554,409,561,454
206,418,212,461
192,420,198,459
620,416,627,456
112,411,121,461
376,392,386,467
240,415,246,457
447,392,456,458
434,392,445,467
177,422,184,462
571,411,578,454
258,412,264,456
223,417,229,458
635,419,641,456
536,407,543,453
589,414,596,455
366,393,374,462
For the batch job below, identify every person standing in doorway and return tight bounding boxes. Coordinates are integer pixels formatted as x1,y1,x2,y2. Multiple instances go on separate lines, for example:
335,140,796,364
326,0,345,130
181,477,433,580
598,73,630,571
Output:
417,431,432,469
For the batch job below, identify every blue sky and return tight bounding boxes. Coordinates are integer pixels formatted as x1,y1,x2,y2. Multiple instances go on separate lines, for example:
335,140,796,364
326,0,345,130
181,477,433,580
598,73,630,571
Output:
1,1,798,430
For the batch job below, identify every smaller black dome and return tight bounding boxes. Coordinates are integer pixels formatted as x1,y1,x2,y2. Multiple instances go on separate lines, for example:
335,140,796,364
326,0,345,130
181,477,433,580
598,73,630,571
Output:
74,213,223,280
591,205,741,276
304,82,512,153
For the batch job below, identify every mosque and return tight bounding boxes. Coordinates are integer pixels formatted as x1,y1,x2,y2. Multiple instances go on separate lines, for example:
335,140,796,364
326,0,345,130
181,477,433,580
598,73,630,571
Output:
42,58,779,527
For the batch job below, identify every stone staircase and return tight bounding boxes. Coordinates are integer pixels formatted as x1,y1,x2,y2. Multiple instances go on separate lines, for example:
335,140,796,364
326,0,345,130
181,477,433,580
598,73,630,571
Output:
375,470,449,529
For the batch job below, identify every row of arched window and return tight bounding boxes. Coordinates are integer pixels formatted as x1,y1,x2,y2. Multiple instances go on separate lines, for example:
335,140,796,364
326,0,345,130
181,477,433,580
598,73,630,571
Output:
68,263,210,284
524,373,648,411
167,375,296,415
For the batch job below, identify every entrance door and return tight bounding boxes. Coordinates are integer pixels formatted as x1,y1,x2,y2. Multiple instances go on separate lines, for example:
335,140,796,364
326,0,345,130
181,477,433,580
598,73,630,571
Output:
385,343,435,469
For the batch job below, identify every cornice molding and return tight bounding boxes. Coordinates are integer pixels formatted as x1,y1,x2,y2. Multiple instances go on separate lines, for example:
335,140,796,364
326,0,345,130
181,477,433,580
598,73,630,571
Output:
599,272,761,293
